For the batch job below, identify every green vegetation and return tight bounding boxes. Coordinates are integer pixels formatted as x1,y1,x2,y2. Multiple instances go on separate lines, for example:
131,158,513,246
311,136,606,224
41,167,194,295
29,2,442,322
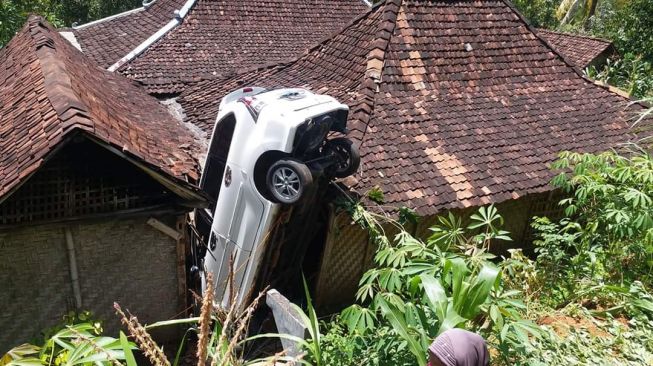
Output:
512,0,559,28
303,147,653,365
513,0,653,98
586,53,653,98
0,322,132,366
4,149,653,364
586,0,653,62
584,0,653,97
0,0,142,47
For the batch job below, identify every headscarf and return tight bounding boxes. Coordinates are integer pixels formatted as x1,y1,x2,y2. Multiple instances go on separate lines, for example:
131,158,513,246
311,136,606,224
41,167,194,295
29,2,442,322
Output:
428,329,490,366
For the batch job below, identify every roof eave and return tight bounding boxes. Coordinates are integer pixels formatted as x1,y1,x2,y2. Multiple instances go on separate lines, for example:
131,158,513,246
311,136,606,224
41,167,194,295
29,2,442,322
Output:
0,132,208,209
83,134,208,208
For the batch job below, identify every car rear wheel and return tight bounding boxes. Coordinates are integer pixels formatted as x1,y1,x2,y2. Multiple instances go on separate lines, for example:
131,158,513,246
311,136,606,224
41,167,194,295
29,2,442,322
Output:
324,137,360,178
267,159,313,204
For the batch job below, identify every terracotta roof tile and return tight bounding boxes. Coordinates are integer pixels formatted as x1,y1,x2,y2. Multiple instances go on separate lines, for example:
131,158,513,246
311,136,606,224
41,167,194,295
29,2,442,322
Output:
537,28,614,68
117,0,369,94
72,0,187,68
177,0,649,216
179,4,385,133
1,16,202,200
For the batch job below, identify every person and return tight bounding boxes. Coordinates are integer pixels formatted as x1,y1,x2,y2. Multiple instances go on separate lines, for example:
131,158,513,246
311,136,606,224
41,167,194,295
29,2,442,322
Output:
427,329,490,366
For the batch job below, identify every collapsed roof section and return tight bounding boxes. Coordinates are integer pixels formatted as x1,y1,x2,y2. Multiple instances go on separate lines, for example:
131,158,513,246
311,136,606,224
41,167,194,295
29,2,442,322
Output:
537,28,614,69
178,0,646,216
0,16,205,205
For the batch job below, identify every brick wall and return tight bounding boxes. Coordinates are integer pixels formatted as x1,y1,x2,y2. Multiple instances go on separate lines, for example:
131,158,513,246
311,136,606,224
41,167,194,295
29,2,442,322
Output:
0,215,182,353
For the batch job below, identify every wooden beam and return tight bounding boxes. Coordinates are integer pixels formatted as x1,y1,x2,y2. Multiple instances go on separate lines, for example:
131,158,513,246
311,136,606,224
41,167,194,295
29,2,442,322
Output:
147,217,183,240
0,205,182,231
176,216,189,314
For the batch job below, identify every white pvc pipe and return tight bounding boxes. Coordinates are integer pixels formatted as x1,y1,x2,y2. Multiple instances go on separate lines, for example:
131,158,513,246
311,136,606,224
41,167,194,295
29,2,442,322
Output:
108,0,197,72
65,227,83,309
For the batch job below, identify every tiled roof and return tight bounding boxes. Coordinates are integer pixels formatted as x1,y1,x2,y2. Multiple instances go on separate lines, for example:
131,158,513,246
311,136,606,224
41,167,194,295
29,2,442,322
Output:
537,28,614,69
72,0,187,68
0,16,203,201
180,5,384,133
117,0,369,94
178,0,645,217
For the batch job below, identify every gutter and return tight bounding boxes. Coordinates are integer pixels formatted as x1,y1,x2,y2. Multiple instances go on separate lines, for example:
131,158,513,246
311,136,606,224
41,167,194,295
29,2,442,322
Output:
108,0,197,72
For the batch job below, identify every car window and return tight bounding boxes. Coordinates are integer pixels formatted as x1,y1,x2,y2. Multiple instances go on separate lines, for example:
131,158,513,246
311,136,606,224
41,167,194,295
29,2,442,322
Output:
201,113,236,213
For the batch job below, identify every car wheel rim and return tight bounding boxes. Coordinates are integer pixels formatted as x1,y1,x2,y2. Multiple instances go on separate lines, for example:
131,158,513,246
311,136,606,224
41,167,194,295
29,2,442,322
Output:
272,167,301,200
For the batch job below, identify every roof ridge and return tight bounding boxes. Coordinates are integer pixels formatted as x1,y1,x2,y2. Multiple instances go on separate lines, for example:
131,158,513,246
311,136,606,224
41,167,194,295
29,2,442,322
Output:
1,16,205,204
349,0,401,143
30,16,95,135
110,0,197,71
178,3,382,100
72,4,145,30
500,0,646,108
536,27,612,44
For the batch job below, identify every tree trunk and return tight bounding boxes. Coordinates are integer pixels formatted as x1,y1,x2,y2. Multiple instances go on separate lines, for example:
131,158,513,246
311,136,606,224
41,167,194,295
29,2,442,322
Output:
560,0,584,25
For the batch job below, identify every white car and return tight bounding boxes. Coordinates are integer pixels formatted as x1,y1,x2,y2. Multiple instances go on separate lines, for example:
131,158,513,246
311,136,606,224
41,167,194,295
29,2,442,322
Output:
194,87,360,306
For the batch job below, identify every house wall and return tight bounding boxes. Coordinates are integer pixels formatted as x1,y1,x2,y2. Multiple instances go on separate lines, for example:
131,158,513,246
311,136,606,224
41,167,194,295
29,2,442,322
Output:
314,191,563,312
0,214,183,353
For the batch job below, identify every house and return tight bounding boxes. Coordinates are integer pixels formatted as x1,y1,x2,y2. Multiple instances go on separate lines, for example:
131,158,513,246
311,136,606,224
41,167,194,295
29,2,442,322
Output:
175,0,648,310
0,0,642,319
537,28,615,69
65,0,370,95
0,16,206,351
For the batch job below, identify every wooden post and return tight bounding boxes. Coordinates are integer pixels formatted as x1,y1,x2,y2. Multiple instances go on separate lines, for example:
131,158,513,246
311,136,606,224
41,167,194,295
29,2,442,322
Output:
176,216,188,314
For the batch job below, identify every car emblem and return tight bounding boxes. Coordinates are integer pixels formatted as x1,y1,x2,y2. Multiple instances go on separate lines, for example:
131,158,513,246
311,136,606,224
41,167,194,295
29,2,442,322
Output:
224,166,232,187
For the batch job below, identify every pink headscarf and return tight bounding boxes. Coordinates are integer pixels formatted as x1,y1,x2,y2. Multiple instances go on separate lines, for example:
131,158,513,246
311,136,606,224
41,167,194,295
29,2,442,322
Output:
428,329,490,366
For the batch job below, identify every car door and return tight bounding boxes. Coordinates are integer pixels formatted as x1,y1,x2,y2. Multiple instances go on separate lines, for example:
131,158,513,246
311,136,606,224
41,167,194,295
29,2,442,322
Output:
207,163,265,302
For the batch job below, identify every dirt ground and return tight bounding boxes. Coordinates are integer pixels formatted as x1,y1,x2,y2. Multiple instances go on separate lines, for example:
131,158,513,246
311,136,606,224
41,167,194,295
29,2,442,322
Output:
538,313,629,338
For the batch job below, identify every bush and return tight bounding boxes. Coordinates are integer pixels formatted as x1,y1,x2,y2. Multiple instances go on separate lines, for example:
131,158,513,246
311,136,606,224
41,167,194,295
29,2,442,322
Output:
1,322,130,366
315,148,653,366
550,150,653,285
333,203,543,365
511,0,559,28
320,322,413,366
586,53,653,98
588,0,653,62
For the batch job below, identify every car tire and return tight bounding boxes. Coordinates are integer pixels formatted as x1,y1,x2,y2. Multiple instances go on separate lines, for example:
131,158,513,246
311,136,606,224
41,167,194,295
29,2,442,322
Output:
266,159,313,204
324,137,360,178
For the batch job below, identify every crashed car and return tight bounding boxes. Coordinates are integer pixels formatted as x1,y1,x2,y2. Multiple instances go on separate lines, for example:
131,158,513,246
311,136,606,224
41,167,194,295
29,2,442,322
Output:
196,87,360,306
